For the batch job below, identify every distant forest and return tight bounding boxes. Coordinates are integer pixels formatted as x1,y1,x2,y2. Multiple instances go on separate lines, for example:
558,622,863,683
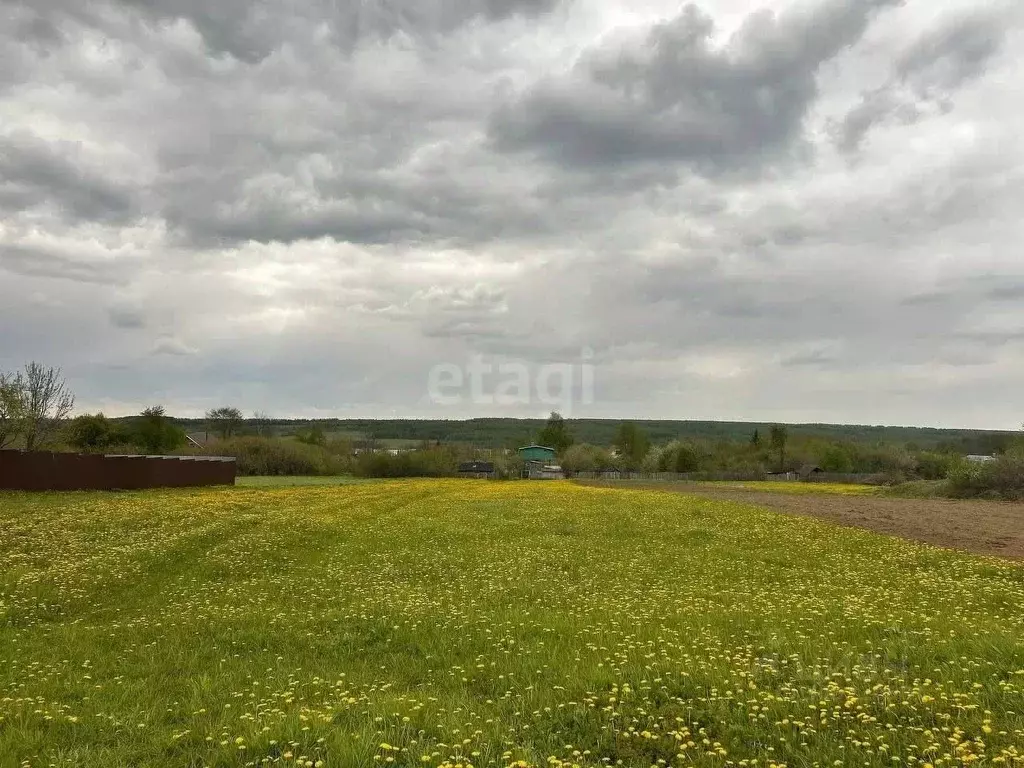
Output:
165,417,1018,456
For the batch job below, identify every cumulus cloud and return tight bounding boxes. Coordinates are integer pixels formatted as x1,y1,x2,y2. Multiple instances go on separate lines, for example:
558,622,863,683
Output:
1,0,1022,428
152,336,197,356
490,0,902,173
834,5,1015,152
0,132,139,224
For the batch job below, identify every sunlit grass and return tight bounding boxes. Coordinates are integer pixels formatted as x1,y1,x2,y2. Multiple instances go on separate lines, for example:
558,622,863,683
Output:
1,480,1022,767
236,475,374,487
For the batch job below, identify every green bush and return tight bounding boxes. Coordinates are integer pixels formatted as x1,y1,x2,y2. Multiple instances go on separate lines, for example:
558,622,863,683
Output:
644,440,703,472
352,448,460,478
947,456,1024,500
561,444,617,473
882,480,951,499
65,413,128,453
491,452,525,479
915,451,956,481
820,444,854,473
189,437,351,476
131,406,186,454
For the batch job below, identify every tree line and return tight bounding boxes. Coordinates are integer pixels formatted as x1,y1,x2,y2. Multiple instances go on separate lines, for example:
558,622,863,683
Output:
4,362,1024,494
65,406,257,454
535,411,1024,484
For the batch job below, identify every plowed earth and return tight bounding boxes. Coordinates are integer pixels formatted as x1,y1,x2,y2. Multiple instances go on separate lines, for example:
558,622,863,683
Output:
579,481,1024,559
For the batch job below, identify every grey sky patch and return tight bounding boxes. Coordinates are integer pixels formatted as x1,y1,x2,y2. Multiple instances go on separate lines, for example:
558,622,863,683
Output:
0,132,139,225
833,89,921,154
8,9,66,46
152,336,198,356
901,291,954,307
108,306,147,329
0,244,129,285
987,284,1024,301
490,0,900,173
779,348,841,368
11,0,566,64
952,330,1024,347
0,0,1022,428
896,8,1009,90
835,6,1012,153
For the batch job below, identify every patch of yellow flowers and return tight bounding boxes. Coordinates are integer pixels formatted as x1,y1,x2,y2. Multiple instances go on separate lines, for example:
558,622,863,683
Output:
0,479,1022,767
708,480,879,495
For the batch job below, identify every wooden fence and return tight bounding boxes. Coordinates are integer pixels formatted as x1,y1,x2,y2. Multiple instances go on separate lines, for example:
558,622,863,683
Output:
0,450,236,491
570,471,766,482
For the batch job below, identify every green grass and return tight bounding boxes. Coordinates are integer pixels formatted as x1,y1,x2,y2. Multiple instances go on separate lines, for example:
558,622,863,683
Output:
593,480,883,496
701,480,882,495
236,475,374,487
881,480,953,499
2,481,1023,768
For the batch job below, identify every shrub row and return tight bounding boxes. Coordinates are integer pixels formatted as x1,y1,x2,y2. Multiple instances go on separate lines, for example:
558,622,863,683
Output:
352,449,459,478
946,456,1024,500
187,437,350,476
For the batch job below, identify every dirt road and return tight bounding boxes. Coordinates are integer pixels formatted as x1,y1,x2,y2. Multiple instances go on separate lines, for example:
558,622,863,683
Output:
579,482,1024,559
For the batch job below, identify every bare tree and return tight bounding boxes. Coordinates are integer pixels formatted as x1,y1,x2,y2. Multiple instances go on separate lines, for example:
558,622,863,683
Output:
0,370,27,449
21,363,75,451
252,410,271,437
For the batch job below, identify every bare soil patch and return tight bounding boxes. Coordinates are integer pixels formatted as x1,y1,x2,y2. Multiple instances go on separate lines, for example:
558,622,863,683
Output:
578,481,1024,559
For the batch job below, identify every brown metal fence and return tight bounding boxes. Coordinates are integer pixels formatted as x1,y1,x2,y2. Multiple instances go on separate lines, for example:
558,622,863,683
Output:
0,450,236,491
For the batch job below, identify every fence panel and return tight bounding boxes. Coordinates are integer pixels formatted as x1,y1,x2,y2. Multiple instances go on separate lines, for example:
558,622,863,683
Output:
0,451,236,491
571,470,768,482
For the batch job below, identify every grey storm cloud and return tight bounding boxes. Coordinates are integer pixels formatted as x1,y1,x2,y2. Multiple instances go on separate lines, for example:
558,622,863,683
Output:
8,0,565,62
835,5,1014,152
489,0,901,172
0,244,130,285
0,132,138,224
1,0,1023,427
108,305,147,329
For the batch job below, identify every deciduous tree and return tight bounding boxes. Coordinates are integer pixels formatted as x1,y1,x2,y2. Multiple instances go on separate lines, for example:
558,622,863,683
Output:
615,422,650,470
67,413,122,452
537,411,574,454
206,407,244,439
0,370,26,449
135,406,185,454
770,425,789,472
21,363,75,451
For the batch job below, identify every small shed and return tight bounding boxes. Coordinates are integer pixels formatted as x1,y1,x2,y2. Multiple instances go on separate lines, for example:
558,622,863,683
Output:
799,464,824,480
458,461,495,478
524,462,563,480
518,445,556,463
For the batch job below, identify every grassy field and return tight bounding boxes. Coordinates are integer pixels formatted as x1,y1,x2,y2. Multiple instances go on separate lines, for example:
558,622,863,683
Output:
697,481,881,496
2,481,1023,768
236,476,374,488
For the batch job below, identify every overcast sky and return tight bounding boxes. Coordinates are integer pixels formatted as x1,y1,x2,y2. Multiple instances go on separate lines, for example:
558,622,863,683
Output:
2,0,1023,428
